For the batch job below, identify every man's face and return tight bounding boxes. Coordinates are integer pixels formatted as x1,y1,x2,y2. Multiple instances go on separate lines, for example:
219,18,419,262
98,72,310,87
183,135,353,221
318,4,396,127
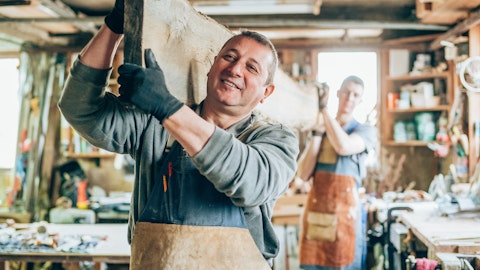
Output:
205,36,275,116
336,81,363,114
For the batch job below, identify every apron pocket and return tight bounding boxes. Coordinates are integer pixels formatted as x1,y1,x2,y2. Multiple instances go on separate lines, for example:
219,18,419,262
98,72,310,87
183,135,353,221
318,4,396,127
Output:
306,211,337,242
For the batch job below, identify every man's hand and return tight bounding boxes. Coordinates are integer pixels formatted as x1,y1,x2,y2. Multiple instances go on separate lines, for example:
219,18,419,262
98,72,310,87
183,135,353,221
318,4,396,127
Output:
105,0,124,34
316,82,329,110
118,49,184,122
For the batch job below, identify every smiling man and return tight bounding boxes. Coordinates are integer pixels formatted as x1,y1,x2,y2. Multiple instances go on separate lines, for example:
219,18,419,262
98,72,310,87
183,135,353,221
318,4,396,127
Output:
57,2,299,268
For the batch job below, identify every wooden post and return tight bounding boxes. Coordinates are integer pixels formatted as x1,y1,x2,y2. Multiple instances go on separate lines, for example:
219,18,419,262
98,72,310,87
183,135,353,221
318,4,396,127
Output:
468,25,480,177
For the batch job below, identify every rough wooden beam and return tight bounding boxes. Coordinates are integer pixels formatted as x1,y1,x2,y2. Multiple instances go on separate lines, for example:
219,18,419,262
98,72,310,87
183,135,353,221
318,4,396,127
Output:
124,0,143,65
124,0,317,126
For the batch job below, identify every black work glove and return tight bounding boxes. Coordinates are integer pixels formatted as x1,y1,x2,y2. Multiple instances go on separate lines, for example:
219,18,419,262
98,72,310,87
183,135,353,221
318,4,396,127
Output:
316,82,329,110
104,0,124,34
117,49,184,122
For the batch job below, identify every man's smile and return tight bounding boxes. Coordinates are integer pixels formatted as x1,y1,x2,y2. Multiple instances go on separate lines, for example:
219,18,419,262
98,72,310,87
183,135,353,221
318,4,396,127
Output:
221,79,240,90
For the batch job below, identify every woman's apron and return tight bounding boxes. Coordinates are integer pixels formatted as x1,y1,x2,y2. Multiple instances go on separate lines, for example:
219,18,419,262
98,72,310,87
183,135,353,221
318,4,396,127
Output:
130,141,270,269
299,135,359,268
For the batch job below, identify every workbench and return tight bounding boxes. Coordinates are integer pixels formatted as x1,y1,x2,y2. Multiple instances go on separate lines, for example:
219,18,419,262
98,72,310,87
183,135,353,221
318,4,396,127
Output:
0,223,130,270
272,194,306,226
399,204,480,269
271,194,307,270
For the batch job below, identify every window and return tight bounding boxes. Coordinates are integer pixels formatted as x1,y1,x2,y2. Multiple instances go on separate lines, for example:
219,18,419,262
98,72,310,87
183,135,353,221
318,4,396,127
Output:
317,52,378,124
0,57,20,169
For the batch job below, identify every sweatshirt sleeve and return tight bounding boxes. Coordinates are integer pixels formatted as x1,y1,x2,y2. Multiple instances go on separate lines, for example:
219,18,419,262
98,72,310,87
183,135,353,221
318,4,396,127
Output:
192,124,299,207
57,59,149,154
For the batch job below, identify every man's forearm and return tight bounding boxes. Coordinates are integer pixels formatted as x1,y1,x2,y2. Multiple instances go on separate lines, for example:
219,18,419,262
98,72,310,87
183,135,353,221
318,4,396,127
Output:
79,24,124,69
162,106,216,156
322,110,365,155
322,109,353,154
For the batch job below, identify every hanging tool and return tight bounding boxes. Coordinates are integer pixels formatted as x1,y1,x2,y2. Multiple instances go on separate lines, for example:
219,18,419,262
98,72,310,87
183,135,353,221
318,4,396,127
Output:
452,126,469,157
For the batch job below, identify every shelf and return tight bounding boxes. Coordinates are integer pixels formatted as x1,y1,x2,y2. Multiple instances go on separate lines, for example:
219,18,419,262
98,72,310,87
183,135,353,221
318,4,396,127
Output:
387,105,450,113
382,140,431,147
386,71,450,81
381,54,453,148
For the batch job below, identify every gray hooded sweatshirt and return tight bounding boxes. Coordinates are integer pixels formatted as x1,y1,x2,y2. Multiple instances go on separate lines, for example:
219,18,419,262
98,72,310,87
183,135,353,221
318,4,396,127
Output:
58,60,299,264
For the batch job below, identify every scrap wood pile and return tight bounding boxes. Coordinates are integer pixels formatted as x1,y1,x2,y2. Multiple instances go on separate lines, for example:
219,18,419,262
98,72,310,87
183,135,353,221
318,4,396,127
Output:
0,220,106,253
364,152,434,202
363,153,407,197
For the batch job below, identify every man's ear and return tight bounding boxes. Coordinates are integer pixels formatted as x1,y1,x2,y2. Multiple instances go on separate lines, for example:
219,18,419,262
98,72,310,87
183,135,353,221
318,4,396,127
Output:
260,84,275,104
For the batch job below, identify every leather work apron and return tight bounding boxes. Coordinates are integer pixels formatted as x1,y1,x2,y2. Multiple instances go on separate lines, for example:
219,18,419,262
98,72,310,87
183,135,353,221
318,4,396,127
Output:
130,140,270,269
131,222,270,269
299,136,358,268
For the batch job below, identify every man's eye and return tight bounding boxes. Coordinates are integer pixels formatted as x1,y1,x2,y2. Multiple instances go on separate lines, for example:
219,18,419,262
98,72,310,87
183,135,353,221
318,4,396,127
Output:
247,65,258,72
223,55,235,61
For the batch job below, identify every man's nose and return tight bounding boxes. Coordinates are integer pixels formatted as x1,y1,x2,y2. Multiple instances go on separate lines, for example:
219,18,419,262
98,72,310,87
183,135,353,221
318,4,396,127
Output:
226,61,242,76
345,91,356,100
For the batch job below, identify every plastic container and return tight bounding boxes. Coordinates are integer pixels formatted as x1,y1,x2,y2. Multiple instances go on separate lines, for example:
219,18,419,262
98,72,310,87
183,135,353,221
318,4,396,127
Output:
415,112,436,142
411,94,440,107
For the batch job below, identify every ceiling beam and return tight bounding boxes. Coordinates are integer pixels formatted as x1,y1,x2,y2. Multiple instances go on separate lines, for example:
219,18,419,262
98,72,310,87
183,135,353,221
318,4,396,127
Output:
0,22,62,46
429,8,480,50
0,15,448,31
212,17,449,31
39,0,98,33
0,16,104,23
0,0,30,6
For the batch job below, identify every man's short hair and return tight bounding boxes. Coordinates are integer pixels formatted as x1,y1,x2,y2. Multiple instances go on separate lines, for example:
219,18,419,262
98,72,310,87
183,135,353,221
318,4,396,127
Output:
223,30,278,85
341,75,364,89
